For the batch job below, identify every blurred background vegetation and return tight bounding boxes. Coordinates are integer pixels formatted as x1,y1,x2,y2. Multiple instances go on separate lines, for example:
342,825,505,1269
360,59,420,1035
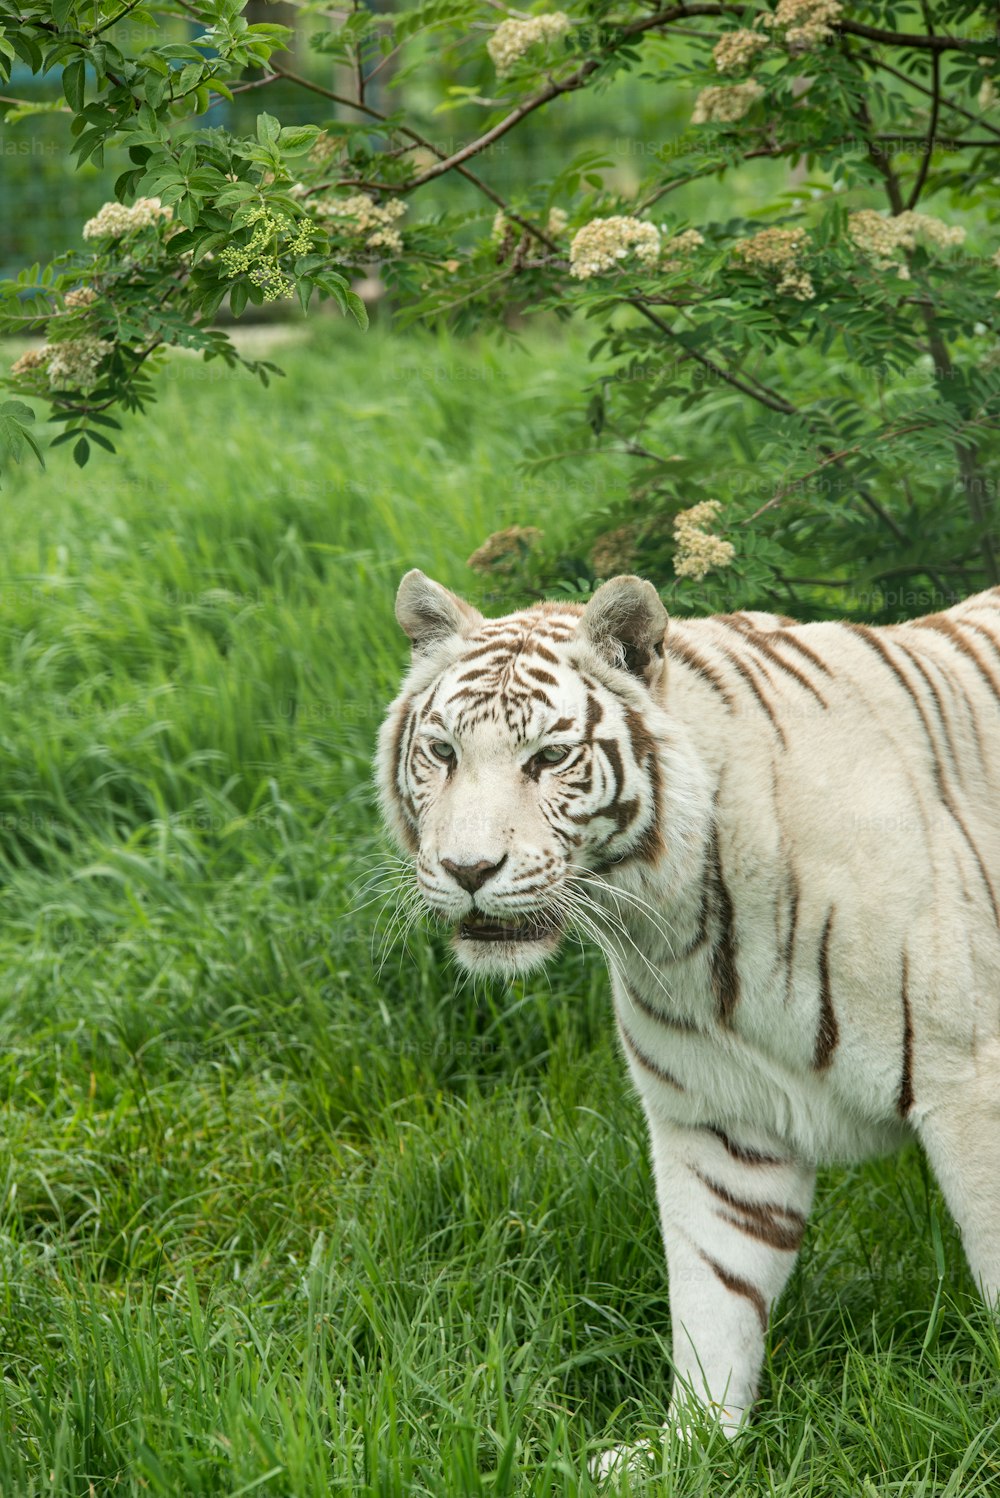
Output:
1,6,754,273
6,2,994,629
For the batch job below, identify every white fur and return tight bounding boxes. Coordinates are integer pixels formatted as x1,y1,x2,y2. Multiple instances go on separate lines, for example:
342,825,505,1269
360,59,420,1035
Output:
376,575,1000,1466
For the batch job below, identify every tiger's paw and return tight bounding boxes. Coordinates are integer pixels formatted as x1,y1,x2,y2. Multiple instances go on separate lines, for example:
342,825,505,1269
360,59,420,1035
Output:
588,1437,659,1487
589,1405,746,1487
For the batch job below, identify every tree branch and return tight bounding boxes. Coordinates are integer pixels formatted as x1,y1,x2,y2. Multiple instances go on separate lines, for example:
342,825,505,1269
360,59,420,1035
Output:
923,327,999,584
270,66,560,252
290,1,991,200
904,9,940,210
849,43,999,586
91,0,145,37
323,6,744,193
860,49,1000,142
628,300,798,416
837,18,986,51
745,425,932,522
350,0,365,111
627,299,957,572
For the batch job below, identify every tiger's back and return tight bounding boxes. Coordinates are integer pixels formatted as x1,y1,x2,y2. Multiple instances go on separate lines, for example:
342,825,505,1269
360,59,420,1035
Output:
645,590,1000,1151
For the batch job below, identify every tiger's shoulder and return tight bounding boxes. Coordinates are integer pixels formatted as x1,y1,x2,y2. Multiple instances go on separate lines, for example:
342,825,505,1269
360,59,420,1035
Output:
661,586,1000,735
907,585,1000,634
678,586,1000,661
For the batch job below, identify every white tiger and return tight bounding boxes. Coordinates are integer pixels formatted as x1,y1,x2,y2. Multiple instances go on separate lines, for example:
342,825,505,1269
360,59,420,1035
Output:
376,568,1000,1470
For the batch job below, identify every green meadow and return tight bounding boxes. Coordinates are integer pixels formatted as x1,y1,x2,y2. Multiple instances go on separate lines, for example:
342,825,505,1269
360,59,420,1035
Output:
0,323,997,1495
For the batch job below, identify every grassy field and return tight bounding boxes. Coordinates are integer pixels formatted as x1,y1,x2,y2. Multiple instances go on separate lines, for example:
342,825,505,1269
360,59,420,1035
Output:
0,321,997,1496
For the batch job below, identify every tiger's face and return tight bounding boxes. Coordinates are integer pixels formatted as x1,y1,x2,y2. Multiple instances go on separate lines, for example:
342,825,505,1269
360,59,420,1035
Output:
376,570,674,975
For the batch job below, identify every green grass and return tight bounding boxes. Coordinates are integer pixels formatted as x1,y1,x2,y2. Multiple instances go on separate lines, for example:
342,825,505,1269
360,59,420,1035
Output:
0,320,997,1496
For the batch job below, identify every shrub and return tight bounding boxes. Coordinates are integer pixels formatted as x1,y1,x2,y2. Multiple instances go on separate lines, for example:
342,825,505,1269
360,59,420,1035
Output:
2,0,998,617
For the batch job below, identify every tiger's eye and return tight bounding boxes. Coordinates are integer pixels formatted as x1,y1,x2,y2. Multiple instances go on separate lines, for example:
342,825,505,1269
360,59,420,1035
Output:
536,745,570,765
429,740,456,761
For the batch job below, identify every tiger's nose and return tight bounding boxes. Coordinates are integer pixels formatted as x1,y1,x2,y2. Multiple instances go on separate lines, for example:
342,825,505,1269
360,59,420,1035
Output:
441,855,508,894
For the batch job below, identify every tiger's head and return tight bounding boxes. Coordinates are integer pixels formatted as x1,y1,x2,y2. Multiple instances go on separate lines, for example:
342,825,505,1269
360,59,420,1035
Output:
376,570,706,975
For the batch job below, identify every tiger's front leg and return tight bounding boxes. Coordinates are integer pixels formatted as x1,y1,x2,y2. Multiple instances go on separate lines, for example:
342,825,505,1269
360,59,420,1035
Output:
593,1114,816,1481
648,1114,816,1433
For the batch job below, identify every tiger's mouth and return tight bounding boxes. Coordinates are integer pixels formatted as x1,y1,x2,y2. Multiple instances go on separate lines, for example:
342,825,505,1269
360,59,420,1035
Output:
457,913,559,943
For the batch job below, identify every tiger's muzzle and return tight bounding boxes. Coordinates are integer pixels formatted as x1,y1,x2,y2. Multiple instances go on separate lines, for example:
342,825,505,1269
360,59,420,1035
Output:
457,911,559,943
448,900,566,974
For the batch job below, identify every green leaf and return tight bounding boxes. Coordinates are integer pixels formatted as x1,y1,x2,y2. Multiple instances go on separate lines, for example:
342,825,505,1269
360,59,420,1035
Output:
256,112,281,148
114,167,145,200
62,56,85,113
2,98,70,125
175,62,204,96
176,195,199,230
0,400,44,472
245,23,293,43
345,290,369,330
73,435,90,468
277,124,320,154
10,31,43,71
314,272,347,314
214,183,258,206
144,72,168,109
393,0,481,45
229,282,249,318
72,127,106,168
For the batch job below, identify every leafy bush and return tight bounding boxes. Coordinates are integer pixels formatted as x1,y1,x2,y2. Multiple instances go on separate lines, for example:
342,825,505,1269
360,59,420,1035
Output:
2,0,998,618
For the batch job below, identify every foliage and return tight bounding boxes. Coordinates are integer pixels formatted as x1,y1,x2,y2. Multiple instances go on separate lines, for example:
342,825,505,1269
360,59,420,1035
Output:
1,0,999,616
1,331,999,1491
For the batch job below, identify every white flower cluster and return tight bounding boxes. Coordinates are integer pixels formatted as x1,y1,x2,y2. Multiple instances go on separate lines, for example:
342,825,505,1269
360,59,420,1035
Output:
569,216,661,279
82,197,172,240
12,338,112,388
661,227,704,271
848,209,965,278
63,286,97,310
713,29,770,73
733,225,815,300
673,501,735,581
691,80,765,124
467,526,543,575
761,0,842,54
9,347,48,378
487,13,570,76
316,193,407,254
47,336,113,388
11,337,113,389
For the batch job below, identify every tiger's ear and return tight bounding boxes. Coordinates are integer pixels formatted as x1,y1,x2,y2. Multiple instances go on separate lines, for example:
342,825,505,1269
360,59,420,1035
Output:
395,570,483,652
578,575,668,687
